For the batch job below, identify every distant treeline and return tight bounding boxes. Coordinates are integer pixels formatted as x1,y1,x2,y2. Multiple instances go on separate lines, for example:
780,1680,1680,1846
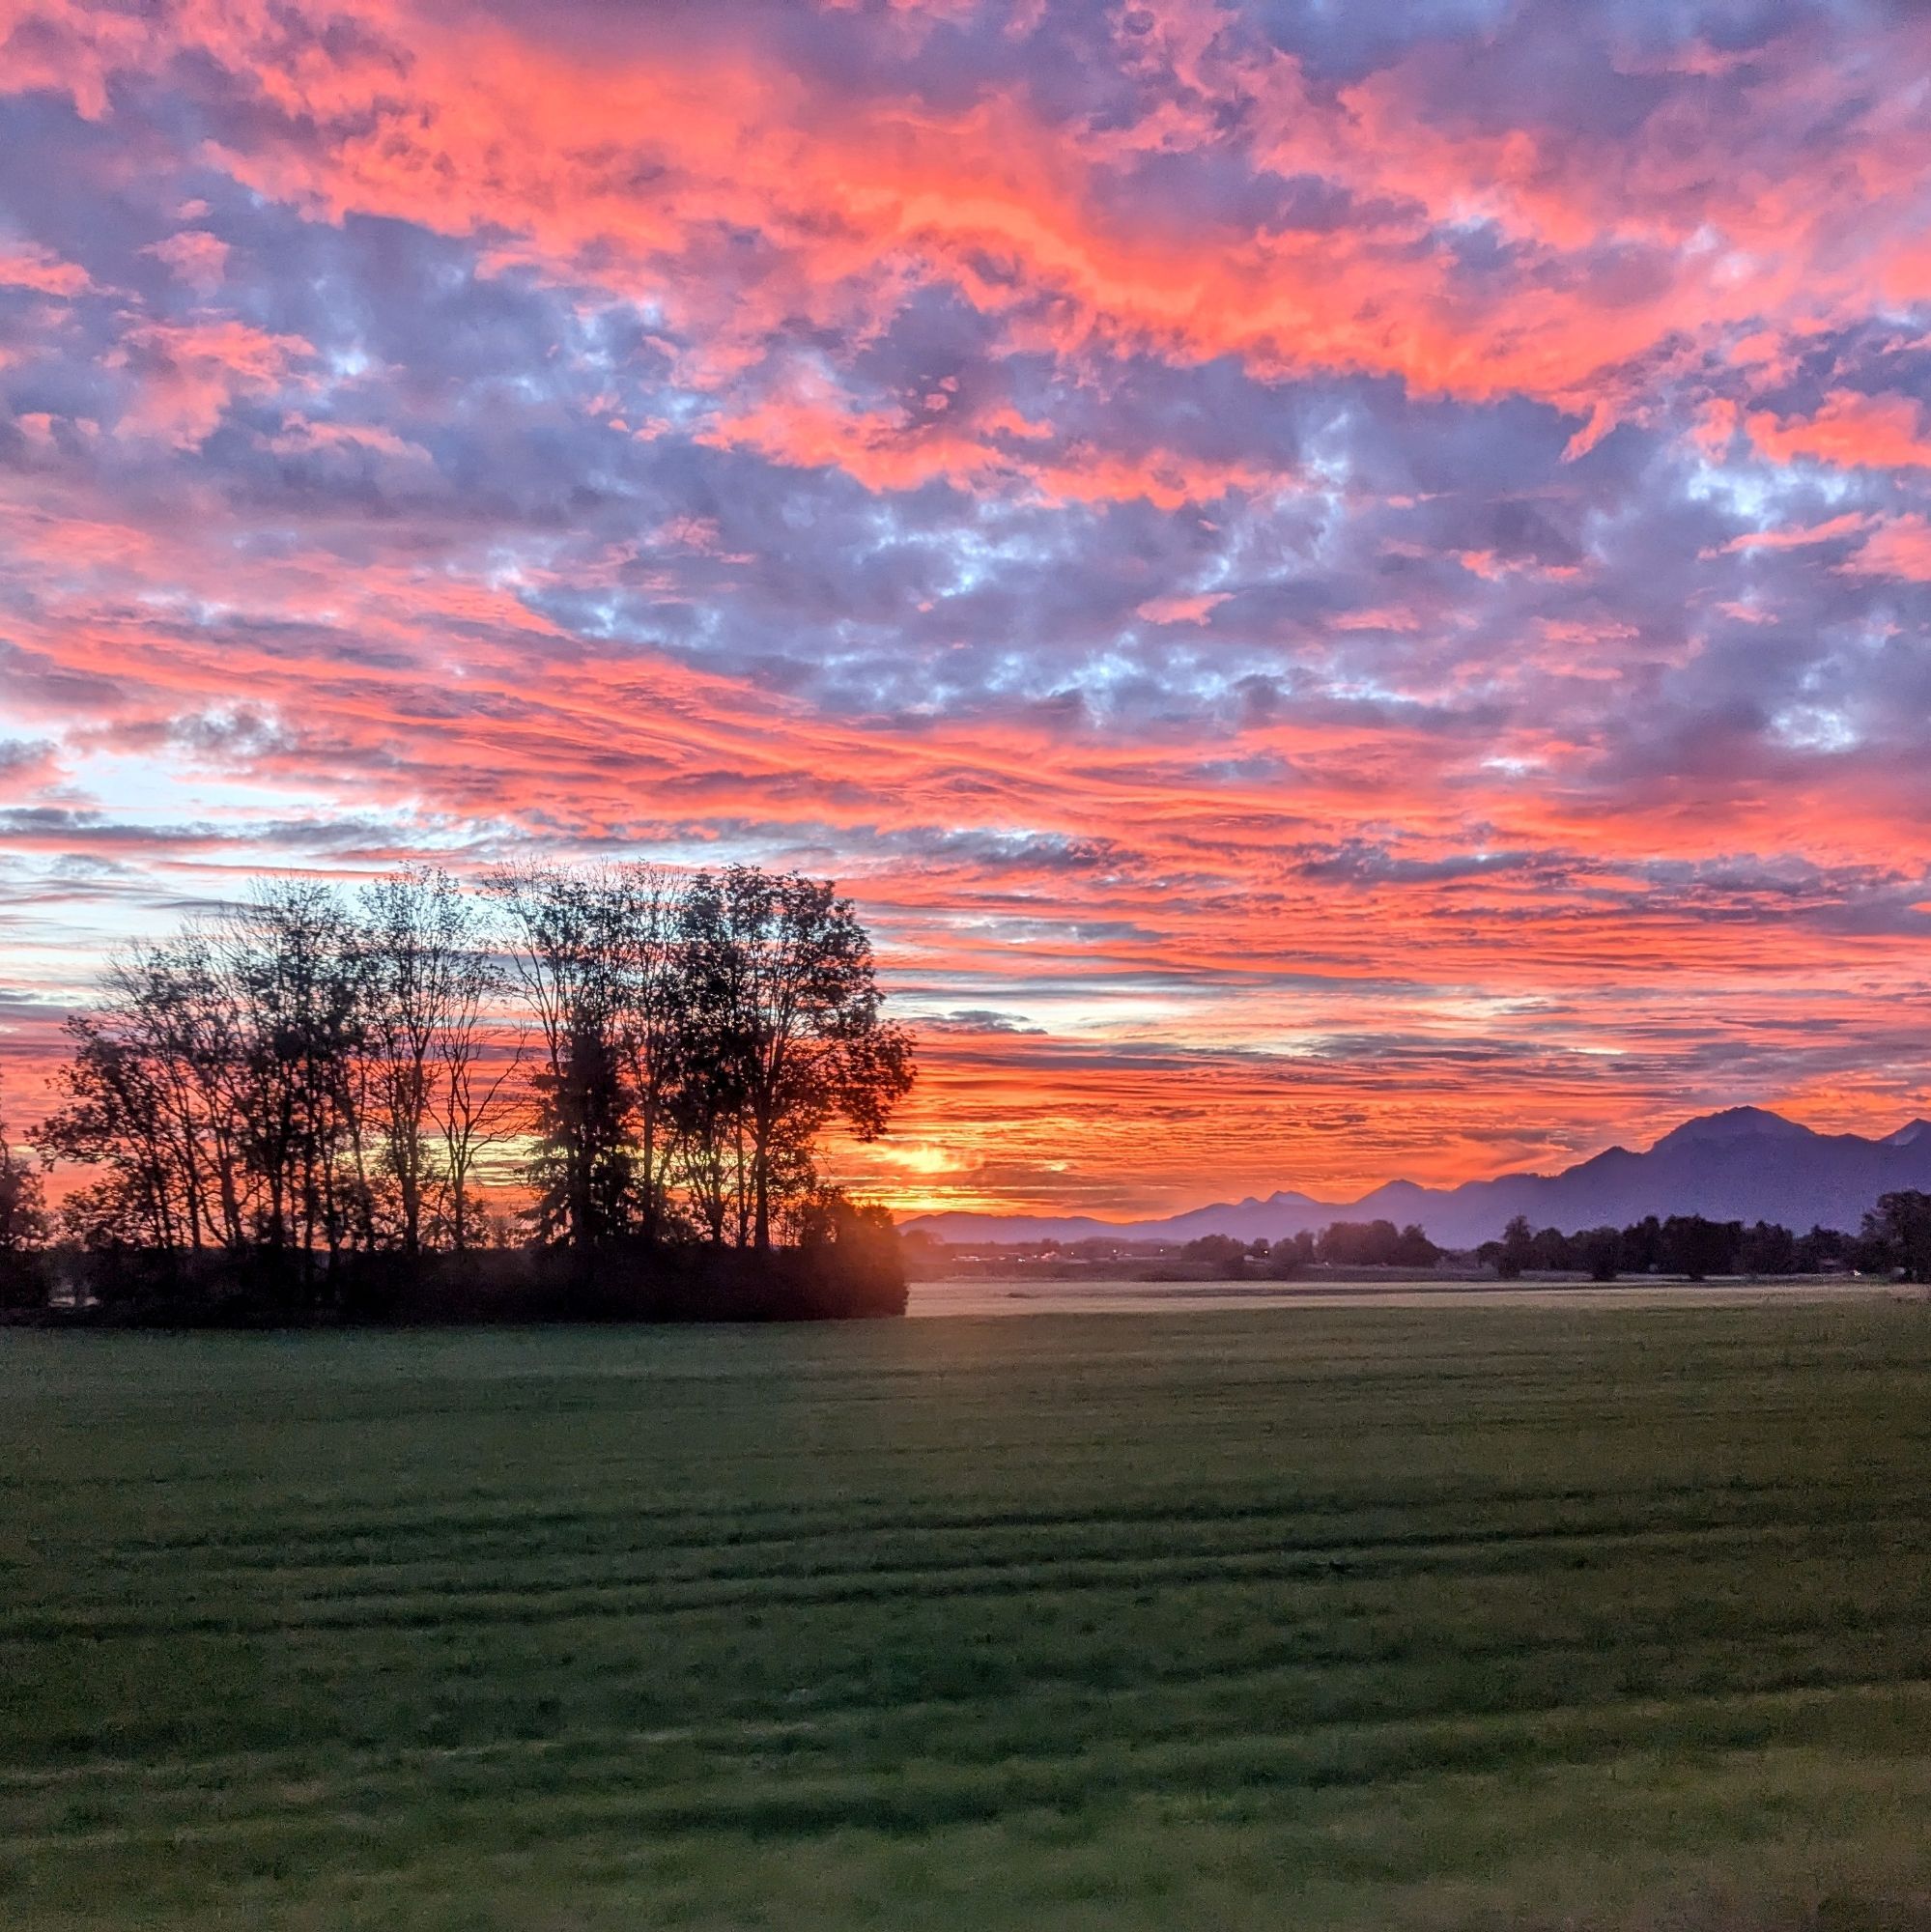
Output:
0,863,915,1323
1479,1203,1931,1280
1156,1197,1931,1281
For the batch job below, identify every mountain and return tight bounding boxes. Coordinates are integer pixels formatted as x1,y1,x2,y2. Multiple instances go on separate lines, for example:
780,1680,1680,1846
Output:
904,1107,1931,1250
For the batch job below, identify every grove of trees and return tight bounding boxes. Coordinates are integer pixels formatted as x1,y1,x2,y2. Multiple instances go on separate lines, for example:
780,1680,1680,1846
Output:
1477,1208,1924,1282
10,863,916,1321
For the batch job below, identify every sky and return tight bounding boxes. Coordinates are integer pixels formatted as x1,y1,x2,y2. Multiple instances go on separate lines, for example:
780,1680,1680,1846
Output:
2,0,1930,1220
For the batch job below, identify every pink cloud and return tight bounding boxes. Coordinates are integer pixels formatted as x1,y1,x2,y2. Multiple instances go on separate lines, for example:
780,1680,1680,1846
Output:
1842,515,1931,582
109,320,311,446
1714,512,1874,555
1136,591,1230,624
1746,390,1931,470
145,229,231,295
0,242,90,298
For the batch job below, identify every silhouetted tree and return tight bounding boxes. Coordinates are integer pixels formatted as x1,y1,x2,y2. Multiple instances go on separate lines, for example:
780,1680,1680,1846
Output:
42,1012,184,1249
1793,1223,1852,1273
1577,1226,1623,1281
1393,1222,1441,1266
1266,1230,1315,1277
1622,1214,1663,1274
489,865,645,1247
0,1086,46,1252
1865,1190,1931,1282
1738,1219,1796,1278
231,884,377,1264
1658,1214,1742,1281
359,867,506,1254
675,867,914,1248
1529,1225,1570,1271
41,936,244,1251
1183,1234,1248,1278
1494,1213,1534,1280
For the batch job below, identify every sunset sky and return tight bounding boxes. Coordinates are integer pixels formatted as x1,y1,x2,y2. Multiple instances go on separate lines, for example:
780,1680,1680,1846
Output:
2,0,1930,1218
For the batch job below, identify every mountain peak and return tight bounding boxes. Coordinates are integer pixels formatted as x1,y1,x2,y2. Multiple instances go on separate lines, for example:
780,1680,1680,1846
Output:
906,1102,1931,1250
1651,1106,1814,1151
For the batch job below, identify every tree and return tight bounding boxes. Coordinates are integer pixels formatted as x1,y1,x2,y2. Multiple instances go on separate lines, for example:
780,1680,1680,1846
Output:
1577,1226,1623,1281
796,1187,897,1254
1266,1230,1314,1278
361,867,454,1254
42,885,469,1268
1494,1214,1534,1280
603,866,686,1245
1865,1190,1931,1282
1621,1214,1662,1274
360,867,509,1252
1738,1219,1796,1278
488,865,641,1247
41,1013,184,1249
1794,1224,1851,1273
1182,1234,1248,1278
1658,1215,1742,1282
1528,1225,1570,1271
40,937,252,1253
0,1084,46,1252
1393,1223,1441,1267
221,884,373,1263
1319,1219,1399,1265
430,990,519,1254
675,867,914,1248
108,939,248,1249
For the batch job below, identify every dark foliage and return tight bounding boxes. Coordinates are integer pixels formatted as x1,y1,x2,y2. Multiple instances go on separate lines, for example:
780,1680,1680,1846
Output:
21,864,914,1324
1476,1212,1868,1279
7,1230,906,1327
1317,1219,1441,1267
1864,1190,1931,1283
1180,1234,1252,1278
0,1090,46,1260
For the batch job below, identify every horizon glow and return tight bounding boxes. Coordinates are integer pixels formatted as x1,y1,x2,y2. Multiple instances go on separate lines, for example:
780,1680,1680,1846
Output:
3,0,1931,1219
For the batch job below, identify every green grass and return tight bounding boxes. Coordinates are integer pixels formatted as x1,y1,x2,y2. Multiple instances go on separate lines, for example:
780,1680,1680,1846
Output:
3,1302,1930,1929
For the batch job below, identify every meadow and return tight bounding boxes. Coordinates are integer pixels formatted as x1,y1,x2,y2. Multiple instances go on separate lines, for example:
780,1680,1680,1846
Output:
3,1299,1929,1930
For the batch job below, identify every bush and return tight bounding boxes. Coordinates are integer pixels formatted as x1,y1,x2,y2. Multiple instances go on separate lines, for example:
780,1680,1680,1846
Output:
11,1236,908,1327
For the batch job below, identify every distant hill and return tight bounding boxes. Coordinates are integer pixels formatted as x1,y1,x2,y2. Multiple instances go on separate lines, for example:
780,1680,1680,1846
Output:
904,1107,1931,1250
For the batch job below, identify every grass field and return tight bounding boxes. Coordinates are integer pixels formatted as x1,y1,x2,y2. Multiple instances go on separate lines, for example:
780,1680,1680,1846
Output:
3,1302,1930,1930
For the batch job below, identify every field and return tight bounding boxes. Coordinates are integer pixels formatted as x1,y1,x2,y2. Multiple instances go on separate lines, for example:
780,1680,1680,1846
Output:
3,1301,1930,1930
909,1273,1903,1317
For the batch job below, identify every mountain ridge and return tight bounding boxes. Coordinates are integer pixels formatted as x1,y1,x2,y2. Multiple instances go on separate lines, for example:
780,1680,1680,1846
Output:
904,1108,1931,1250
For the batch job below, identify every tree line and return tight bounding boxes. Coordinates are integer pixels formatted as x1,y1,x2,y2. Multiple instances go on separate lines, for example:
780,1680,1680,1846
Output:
2,863,915,1296
1179,1221,1445,1274
1478,1208,1919,1281
1165,1200,1931,1282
